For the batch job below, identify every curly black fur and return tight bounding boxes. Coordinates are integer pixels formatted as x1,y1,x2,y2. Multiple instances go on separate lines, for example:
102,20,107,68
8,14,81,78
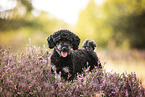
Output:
47,30,80,50
47,29,102,81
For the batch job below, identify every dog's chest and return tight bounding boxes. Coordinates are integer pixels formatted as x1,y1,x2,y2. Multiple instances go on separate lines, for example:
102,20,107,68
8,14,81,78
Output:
62,66,70,73
59,59,72,72
51,56,73,73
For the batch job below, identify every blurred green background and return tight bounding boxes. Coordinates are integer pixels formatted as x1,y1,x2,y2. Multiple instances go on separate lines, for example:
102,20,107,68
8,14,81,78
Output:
0,0,145,86
1,0,145,50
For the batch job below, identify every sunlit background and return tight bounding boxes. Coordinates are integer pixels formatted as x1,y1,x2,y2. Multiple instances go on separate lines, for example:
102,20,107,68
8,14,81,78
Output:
0,0,145,86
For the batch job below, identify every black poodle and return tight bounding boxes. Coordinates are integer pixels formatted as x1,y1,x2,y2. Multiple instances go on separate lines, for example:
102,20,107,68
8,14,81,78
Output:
47,29,102,81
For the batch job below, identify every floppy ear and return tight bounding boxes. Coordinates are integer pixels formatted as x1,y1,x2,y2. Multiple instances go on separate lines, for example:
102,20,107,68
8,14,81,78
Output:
47,35,55,49
72,34,80,50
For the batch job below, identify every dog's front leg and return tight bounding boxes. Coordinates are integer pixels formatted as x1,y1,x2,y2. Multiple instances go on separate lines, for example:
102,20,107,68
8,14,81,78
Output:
50,62,62,82
71,56,78,81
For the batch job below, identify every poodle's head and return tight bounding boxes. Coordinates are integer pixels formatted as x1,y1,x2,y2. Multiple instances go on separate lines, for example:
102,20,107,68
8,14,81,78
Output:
47,29,80,57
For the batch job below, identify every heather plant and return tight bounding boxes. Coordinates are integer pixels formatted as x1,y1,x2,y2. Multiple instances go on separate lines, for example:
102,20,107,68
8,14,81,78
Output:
0,43,144,97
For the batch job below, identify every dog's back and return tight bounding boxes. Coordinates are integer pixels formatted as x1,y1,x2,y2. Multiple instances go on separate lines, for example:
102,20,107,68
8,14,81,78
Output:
81,39,102,69
72,49,102,79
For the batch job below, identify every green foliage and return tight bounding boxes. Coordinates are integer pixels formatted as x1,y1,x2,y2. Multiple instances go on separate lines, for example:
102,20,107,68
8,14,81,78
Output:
104,0,145,49
76,0,145,49
0,44,144,96
0,1,70,51
0,12,69,51
76,0,113,47
0,0,145,49
17,0,33,13
0,0,71,51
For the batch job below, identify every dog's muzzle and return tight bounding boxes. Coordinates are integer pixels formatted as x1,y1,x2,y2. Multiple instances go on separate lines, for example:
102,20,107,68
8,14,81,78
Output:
61,47,68,57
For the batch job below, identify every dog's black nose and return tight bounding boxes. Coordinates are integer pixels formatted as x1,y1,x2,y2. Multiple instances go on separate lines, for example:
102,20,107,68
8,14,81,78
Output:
62,47,68,52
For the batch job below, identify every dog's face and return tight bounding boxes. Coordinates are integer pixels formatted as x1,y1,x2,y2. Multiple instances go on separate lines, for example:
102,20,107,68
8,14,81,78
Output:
47,30,80,57
55,40,72,57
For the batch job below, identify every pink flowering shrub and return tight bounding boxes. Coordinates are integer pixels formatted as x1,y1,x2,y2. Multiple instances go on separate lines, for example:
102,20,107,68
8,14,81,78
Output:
0,44,144,96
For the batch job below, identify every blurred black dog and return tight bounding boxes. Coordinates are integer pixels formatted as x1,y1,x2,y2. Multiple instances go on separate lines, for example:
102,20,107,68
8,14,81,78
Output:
47,29,102,81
